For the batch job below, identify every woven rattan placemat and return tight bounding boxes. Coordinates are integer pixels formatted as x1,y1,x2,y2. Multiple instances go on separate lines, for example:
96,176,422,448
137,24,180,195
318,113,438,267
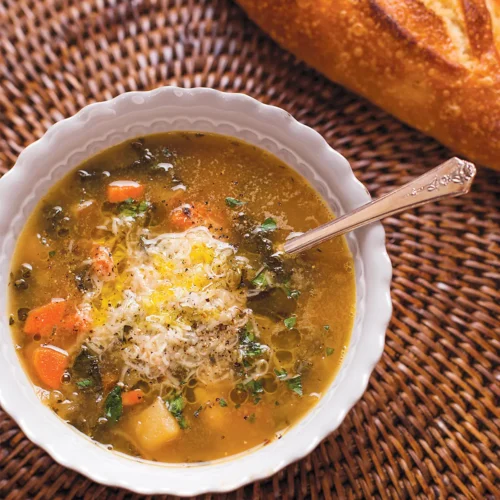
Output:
1,1,499,498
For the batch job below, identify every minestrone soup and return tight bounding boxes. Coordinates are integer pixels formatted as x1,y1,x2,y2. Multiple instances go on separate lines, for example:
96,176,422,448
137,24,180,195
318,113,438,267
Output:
9,132,355,462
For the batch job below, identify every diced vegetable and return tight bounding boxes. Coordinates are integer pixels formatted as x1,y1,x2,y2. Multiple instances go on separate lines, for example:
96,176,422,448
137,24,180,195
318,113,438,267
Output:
104,386,123,423
33,346,68,389
24,300,66,336
107,181,144,203
170,204,205,230
122,389,145,406
59,310,90,335
170,203,225,231
101,372,119,391
202,402,231,430
133,398,180,451
91,245,114,280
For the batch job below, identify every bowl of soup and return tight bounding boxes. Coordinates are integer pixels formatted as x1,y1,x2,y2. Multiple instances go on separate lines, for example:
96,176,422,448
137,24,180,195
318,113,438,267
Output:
0,87,391,495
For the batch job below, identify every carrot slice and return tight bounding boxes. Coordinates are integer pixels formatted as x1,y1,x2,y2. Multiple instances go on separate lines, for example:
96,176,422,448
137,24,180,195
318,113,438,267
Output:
59,310,90,335
102,372,119,391
170,203,225,231
91,244,114,280
24,300,66,336
122,389,145,406
107,181,144,203
33,346,68,389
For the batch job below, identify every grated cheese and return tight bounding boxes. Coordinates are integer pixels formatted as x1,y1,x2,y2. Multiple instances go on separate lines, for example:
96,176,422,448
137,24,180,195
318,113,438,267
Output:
82,227,253,390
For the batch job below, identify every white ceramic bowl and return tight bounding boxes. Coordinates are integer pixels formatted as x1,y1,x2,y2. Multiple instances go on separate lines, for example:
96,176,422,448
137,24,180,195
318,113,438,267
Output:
0,87,392,495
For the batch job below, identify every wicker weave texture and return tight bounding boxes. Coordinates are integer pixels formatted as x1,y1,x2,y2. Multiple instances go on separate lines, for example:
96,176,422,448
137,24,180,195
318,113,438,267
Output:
0,1,499,499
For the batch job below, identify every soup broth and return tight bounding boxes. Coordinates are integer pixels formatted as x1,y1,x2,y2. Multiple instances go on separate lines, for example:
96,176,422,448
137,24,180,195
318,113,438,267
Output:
9,132,355,462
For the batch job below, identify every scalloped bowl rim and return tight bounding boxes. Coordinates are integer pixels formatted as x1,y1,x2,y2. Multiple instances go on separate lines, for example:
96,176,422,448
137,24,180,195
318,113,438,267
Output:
0,87,392,495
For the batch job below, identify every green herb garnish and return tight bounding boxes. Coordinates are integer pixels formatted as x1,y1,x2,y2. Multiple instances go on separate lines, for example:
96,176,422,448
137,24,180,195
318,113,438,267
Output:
286,375,303,396
48,250,56,258
245,379,264,396
225,197,245,208
242,343,263,357
194,406,203,418
219,398,228,407
323,325,330,331
274,368,288,380
118,198,151,218
76,379,93,388
239,323,266,358
251,269,270,289
284,316,297,329
248,413,256,423
326,347,334,356
259,217,277,232
104,386,123,423
241,323,256,342
284,285,300,299
167,393,188,429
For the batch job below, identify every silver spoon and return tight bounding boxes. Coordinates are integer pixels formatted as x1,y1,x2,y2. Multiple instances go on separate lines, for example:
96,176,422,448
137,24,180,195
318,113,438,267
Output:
284,157,476,255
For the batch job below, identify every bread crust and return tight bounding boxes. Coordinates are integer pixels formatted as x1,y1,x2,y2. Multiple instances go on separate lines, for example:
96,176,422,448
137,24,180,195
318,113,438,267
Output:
237,0,500,170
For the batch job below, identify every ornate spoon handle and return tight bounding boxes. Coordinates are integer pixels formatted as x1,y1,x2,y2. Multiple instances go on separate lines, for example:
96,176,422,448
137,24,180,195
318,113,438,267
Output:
284,157,476,254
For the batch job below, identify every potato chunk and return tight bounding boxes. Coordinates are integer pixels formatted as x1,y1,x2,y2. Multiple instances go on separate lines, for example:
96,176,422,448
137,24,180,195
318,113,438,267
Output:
133,397,180,451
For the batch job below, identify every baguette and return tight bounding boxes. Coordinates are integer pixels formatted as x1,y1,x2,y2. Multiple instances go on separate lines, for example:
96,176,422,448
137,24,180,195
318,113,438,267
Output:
237,0,500,170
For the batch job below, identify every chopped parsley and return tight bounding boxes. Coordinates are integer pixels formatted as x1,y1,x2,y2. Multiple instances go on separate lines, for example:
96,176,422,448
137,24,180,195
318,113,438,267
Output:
244,379,264,401
104,386,123,424
239,323,266,358
284,285,300,299
259,217,277,232
166,393,188,429
323,325,330,331
225,197,245,208
219,398,228,407
76,379,93,388
251,269,270,289
274,368,288,380
326,347,334,356
284,316,297,329
118,198,151,218
48,250,56,258
248,413,256,423
286,375,303,396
